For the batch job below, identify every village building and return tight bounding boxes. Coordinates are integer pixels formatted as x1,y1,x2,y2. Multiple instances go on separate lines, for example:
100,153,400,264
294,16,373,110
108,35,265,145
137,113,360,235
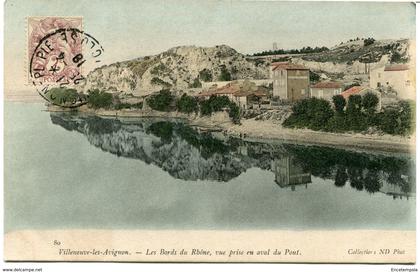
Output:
272,62,310,101
369,64,415,100
271,156,311,191
310,81,343,102
196,80,270,110
340,86,382,110
269,62,286,79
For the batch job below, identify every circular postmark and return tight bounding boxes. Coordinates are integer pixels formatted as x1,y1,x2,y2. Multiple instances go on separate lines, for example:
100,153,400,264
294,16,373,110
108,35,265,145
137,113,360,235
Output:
29,27,104,107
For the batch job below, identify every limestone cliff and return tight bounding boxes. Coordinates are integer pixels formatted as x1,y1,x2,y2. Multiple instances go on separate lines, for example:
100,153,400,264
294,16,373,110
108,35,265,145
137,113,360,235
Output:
83,45,269,96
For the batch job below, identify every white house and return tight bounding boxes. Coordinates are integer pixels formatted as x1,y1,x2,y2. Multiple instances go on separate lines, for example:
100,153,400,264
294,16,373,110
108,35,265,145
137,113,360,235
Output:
369,64,415,100
310,81,343,102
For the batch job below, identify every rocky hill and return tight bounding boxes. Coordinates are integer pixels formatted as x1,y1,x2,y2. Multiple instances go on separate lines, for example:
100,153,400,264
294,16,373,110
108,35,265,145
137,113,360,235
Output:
83,39,412,95
83,45,269,96
255,38,412,82
302,38,410,64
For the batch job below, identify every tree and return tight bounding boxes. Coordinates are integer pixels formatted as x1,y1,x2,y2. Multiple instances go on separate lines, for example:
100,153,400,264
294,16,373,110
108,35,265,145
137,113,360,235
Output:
147,89,174,111
48,87,78,105
362,92,379,115
309,71,320,82
176,94,198,113
346,95,362,115
346,94,368,131
332,95,346,114
378,101,413,135
283,97,334,131
228,102,241,124
364,38,375,46
87,89,113,109
199,69,213,82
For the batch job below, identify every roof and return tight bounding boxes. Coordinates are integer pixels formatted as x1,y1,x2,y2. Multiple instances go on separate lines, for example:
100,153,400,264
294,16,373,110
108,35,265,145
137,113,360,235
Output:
272,63,309,71
384,64,409,72
311,81,342,89
340,86,363,99
340,86,378,99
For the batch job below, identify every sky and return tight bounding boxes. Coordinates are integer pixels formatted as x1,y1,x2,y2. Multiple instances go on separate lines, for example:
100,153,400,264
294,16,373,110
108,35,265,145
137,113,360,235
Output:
4,0,416,92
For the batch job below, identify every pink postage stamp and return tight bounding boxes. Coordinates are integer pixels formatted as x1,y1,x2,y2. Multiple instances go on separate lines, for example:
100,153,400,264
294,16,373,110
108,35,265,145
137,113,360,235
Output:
27,17,83,85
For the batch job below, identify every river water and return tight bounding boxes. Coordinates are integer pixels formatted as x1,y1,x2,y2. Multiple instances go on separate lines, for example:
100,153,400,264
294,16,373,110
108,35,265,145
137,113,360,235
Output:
4,102,416,232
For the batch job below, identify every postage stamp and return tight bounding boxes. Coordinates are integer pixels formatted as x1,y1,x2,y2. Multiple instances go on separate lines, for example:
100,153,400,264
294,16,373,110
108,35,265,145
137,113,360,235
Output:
27,16,104,107
27,17,83,84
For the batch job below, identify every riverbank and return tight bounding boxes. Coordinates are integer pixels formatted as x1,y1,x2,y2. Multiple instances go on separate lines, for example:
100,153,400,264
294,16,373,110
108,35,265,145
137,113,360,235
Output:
47,105,415,154
221,119,414,154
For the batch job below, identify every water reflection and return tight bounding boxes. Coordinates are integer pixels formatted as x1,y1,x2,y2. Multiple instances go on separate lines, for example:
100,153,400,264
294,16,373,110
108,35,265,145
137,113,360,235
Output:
50,112,415,199
272,157,311,191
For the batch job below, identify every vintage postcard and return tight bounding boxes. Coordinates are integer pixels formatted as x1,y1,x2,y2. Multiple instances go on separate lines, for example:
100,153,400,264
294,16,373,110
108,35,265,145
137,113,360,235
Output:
3,0,416,265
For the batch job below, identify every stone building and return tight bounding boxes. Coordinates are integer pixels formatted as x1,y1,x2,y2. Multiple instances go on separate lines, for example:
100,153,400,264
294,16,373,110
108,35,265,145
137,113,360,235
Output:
369,64,415,100
272,62,310,101
340,86,382,110
310,81,343,102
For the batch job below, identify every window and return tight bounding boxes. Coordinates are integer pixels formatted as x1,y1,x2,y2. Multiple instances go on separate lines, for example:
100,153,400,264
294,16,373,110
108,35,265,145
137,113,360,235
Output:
406,80,411,86
301,89,305,95
377,82,381,87
378,73,381,78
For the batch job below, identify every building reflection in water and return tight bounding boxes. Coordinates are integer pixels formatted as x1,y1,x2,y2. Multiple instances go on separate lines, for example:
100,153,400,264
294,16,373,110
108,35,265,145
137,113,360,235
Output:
49,112,415,199
271,156,311,191
379,176,415,200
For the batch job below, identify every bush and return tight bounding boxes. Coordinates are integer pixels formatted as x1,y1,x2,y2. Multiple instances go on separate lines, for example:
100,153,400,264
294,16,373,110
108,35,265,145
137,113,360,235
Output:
346,95,362,115
362,92,379,115
199,69,213,82
325,114,347,132
283,97,334,130
200,95,231,115
147,89,174,111
47,87,78,105
284,95,414,136
176,94,198,113
218,66,231,81
228,102,241,124
151,77,172,88
199,95,240,123
309,71,320,82
332,95,346,114
346,95,368,131
189,77,202,88
87,89,113,109
378,101,413,135
364,38,375,46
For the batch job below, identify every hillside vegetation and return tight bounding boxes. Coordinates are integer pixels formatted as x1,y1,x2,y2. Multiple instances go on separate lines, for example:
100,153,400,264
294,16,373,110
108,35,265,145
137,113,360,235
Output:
83,45,269,96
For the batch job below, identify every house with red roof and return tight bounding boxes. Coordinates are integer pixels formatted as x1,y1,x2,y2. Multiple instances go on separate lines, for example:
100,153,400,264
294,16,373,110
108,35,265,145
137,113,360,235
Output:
196,80,270,110
271,62,309,101
369,64,415,100
310,81,343,102
340,86,382,110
